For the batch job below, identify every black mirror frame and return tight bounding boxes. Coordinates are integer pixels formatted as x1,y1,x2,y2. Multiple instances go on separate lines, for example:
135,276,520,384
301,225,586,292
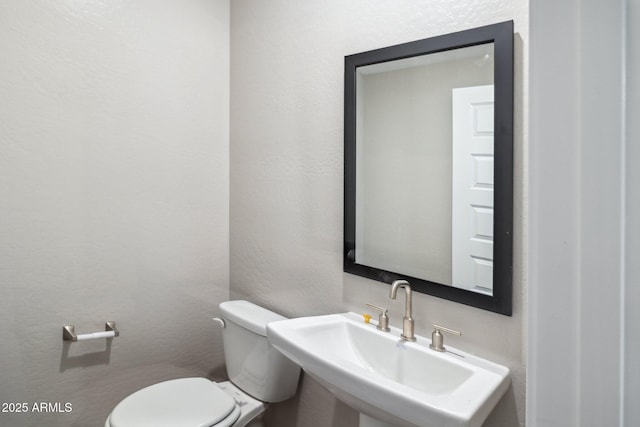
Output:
344,21,514,316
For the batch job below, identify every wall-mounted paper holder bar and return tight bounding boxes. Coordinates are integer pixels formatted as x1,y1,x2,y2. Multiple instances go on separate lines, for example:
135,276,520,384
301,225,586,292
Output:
63,321,119,342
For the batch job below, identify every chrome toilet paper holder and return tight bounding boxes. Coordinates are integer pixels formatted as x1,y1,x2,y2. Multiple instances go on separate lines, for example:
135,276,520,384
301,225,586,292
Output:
63,321,119,342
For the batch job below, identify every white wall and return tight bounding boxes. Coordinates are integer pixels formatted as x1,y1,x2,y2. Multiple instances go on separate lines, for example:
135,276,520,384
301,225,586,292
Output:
625,0,640,422
230,1,528,426
0,1,230,426
528,0,638,425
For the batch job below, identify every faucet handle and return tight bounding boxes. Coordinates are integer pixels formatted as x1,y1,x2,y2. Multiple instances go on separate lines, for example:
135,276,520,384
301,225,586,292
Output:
365,303,390,332
430,324,461,352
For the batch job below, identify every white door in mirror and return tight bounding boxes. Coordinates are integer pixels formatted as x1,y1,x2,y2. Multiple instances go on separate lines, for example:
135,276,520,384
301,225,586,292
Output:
452,84,495,294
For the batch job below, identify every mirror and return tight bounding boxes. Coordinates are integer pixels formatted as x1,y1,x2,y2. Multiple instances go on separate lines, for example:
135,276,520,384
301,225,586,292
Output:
344,22,513,315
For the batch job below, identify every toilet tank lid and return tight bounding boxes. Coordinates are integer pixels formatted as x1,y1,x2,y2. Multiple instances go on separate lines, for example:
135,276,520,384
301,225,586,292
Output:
219,300,287,336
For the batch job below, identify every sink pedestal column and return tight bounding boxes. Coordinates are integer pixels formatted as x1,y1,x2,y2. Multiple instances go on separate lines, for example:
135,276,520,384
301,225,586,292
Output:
359,413,396,427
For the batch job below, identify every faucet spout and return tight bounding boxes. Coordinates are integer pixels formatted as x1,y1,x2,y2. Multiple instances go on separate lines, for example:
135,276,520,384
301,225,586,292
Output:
389,280,416,342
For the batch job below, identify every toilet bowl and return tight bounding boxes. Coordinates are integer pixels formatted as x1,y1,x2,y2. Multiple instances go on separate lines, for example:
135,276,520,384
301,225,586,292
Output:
105,301,301,427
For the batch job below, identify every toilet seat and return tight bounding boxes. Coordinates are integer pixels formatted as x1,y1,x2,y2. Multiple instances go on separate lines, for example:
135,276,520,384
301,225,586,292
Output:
106,378,241,427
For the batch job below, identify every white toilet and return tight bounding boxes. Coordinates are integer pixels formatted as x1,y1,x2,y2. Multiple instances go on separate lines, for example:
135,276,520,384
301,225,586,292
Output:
105,300,301,427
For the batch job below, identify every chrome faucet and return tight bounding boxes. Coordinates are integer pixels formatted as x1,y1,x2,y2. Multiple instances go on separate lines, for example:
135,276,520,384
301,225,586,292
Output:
389,280,416,342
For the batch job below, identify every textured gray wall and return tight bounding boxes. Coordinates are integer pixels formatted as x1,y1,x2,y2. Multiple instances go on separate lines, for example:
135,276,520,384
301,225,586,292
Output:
0,1,230,426
230,1,528,426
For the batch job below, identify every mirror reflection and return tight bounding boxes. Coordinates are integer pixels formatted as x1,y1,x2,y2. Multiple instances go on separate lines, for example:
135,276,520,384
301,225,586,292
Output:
355,43,495,295
344,21,513,315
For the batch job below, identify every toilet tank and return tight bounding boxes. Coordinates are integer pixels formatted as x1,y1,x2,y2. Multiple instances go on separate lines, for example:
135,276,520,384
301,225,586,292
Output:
219,300,301,402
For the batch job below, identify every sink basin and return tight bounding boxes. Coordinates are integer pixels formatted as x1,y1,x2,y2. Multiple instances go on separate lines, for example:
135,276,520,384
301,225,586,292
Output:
267,313,510,427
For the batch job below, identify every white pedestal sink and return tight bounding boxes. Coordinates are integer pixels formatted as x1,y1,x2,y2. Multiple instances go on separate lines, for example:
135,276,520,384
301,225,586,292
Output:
267,313,510,427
